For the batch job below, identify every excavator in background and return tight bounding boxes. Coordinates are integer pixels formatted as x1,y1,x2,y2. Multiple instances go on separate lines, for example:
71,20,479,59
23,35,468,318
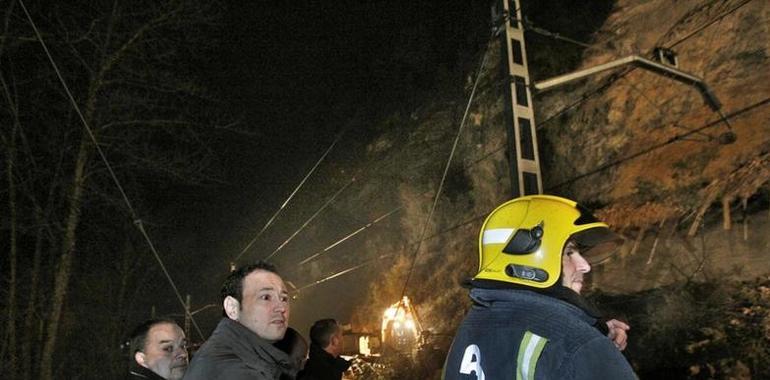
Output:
381,296,422,356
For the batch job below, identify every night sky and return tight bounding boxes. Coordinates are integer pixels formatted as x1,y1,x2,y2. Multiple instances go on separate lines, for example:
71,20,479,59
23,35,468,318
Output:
147,1,490,336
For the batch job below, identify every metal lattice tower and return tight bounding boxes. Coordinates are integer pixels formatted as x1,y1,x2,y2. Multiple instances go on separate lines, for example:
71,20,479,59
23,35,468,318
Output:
497,0,543,197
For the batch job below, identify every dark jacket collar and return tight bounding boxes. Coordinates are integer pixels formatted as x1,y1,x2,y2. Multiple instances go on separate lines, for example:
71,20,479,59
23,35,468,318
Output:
469,279,603,318
127,365,166,380
215,318,293,374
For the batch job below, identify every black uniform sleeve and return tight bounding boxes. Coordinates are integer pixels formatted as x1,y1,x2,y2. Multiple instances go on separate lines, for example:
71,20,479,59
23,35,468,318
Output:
568,336,637,380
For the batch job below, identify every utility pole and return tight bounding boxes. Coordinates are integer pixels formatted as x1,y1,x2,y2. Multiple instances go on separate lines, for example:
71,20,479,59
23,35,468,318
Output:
495,0,543,197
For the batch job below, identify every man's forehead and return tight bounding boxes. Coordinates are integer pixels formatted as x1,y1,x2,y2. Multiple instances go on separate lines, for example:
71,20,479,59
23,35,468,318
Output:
148,323,185,341
244,270,287,291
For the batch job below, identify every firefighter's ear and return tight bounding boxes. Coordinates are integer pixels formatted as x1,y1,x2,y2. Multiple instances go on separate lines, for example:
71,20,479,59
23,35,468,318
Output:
135,351,148,368
224,296,240,320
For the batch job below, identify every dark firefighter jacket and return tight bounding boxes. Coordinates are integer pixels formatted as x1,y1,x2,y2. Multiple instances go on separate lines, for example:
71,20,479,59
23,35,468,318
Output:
126,365,166,380
297,343,350,380
442,288,637,380
183,318,293,380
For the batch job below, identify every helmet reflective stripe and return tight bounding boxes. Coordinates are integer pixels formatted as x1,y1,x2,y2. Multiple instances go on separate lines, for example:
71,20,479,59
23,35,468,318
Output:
482,229,515,245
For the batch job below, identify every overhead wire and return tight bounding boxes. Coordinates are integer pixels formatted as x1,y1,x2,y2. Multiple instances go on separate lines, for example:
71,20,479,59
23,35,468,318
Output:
398,34,493,300
294,253,395,293
522,17,592,48
522,1,764,191
293,209,489,293
531,0,754,130
666,0,756,49
264,177,356,261
298,206,402,265
291,1,757,284
292,1,761,295
232,126,348,265
619,76,715,142
17,0,205,339
546,96,770,191
479,2,750,182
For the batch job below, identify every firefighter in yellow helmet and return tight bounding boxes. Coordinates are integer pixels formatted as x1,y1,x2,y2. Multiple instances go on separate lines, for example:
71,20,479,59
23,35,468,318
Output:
443,195,636,380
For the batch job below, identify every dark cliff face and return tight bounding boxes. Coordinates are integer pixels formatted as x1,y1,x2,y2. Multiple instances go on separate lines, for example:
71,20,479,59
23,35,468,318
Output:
290,0,769,352
536,0,769,227
280,1,770,377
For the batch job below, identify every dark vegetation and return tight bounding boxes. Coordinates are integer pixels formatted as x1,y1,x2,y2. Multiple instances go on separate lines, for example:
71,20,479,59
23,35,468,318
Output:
592,276,770,379
0,1,227,378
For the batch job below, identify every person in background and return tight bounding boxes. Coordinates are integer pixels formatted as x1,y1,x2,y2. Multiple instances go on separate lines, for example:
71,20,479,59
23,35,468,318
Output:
274,327,309,379
442,195,636,380
183,261,293,380
127,318,188,380
298,319,351,380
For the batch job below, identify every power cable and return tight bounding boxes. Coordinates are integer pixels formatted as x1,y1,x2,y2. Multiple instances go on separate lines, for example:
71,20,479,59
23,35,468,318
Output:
619,76,715,141
399,36,492,300
531,0,754,130
546,96,770,191
294,253,395,293
264,177,356,261
522,18,592,48
298,206,402,265
18,0,205,340
293,210,488,293
294,0,761,297
667,0,755,48
232,126,348,265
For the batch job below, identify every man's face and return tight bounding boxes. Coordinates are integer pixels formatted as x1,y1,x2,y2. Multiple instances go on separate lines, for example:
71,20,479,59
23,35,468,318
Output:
135,323,188,380
233,270,290,342
329,327,344,357
561,241,591,294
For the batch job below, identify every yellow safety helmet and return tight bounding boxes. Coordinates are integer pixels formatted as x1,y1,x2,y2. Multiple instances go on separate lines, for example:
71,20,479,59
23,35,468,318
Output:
474,195,622,288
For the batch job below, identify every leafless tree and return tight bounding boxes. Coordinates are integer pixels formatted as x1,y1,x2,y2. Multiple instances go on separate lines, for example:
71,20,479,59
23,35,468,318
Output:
1,1,229,378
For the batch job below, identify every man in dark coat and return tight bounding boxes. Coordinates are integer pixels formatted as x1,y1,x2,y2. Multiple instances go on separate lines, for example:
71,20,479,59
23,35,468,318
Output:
127,318,188,380
183,261,293,380
298,319,350,380
274,327,309,379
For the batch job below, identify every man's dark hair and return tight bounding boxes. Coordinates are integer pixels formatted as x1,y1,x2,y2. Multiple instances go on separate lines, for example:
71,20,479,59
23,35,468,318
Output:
128,318,179,359
309,319,339,348
221,260,279,316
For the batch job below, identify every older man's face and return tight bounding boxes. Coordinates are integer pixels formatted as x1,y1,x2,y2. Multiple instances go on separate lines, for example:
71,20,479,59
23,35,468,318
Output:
235,270,290,342
136,323,188,380
561,241,592,294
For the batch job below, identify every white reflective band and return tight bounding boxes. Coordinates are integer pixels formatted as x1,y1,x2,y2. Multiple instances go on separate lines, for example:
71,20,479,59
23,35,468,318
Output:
482,228,514,245
517,331,548,380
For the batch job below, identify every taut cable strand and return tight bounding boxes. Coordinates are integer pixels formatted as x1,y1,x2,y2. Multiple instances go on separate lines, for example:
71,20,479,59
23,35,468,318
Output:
294,211,488,293
233,127,348,265
265,177,356,261
546,96,770,191
399,36,492,300
18,0,204,340
298,205,402,265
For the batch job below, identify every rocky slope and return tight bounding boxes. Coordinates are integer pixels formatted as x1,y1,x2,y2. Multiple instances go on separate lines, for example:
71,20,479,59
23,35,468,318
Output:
288,0,769,375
